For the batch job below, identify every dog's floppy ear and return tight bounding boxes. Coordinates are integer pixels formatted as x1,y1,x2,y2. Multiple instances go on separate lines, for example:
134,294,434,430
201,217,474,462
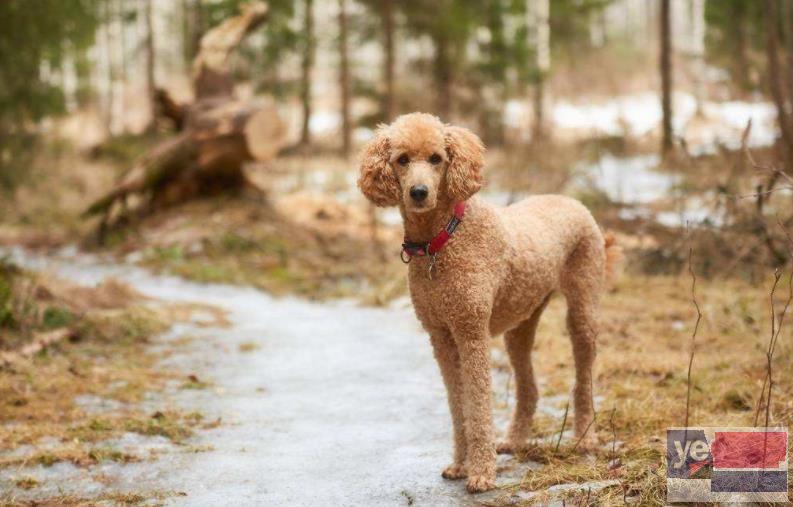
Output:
444,125,485,202
357,126,400,207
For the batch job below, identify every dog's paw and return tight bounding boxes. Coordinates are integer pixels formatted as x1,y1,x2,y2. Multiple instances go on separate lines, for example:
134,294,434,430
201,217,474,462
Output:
496,440,520,455
465,473,496,493
441,462,467,480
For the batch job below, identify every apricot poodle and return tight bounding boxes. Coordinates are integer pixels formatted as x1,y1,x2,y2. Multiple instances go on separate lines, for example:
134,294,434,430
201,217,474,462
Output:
357,113,619,493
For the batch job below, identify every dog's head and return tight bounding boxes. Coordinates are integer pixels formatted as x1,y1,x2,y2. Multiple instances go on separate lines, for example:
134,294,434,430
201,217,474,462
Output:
357,113,485,213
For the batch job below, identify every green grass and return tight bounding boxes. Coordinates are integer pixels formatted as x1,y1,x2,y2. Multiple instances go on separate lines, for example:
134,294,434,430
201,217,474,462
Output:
42,306,76,329
0,260,16,328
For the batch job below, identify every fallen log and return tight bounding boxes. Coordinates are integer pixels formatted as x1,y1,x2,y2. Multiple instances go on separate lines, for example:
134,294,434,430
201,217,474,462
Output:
155,88,186,131
84,1,285,224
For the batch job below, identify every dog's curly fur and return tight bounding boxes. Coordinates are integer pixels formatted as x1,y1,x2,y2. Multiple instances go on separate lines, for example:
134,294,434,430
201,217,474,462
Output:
358,113,620,493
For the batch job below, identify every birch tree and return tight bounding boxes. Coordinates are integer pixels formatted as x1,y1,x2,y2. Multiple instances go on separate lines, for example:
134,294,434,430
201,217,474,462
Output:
690,0,706,114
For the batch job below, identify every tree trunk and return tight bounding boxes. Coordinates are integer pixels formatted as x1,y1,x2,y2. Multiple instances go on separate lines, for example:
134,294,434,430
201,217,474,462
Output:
589,6,606,47
144,0,156,130
533,84,544,141
103,0,115,135
690,0,706,114
339,0,351,157
660,0,673,153
183,0,206,65
300,0,315,146
782,0,793,108
530,0,550,141
482,2,506,145
119,0,127,92
764,0,793,172
732,1,750,90
382,0,395,121
433,35,452,119
182,0,192,67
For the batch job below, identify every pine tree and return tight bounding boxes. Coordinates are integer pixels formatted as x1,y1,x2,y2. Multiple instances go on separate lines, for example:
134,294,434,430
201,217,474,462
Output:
0,0,101,188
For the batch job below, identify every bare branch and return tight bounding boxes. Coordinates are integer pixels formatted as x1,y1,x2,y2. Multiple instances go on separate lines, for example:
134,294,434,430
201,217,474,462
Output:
555,401,569,452
685,247,702,429
737,186,793,200
571,414,598,452
609,407,618,457
754,267,792,426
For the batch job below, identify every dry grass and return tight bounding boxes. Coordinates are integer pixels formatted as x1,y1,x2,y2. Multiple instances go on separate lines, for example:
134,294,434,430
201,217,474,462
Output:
2,489,188,505
487,272,793,504
0,261,213,504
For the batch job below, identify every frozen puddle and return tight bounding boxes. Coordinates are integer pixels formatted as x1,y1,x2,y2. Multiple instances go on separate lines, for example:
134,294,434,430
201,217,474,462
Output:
571,154,725,227
3,249,569,506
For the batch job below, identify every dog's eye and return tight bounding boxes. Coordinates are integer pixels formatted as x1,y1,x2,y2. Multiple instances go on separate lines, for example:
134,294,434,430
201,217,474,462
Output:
429,153,442,165
397,154,409,166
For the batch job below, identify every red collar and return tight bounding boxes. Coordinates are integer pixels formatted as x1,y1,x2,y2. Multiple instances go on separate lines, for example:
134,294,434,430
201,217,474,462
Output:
401,201,466,262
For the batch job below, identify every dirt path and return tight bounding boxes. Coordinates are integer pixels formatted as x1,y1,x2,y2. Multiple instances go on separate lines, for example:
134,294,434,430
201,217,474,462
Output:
3,249,559,505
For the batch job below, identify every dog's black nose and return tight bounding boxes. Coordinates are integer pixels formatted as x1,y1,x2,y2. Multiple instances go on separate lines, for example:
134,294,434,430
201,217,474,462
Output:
410,185,429,202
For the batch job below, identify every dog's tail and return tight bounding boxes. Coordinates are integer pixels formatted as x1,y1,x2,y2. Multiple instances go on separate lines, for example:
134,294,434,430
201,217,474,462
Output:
603,232,623,286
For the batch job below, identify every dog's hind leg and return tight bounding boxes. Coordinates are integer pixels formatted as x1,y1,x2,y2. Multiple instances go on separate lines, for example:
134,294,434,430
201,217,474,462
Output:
429,328,468,480
497,294,551,455
560,235,605,450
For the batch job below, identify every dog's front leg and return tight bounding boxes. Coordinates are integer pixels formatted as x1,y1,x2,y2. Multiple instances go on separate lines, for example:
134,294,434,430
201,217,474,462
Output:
429,329,467,480
455,330,496,493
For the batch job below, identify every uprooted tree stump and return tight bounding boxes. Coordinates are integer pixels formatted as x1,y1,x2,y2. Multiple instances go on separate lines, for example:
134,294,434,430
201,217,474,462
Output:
84,2,286,233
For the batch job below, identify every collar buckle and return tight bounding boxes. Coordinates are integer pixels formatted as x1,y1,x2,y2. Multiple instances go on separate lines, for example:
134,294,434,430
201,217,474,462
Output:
427,253,438,280
400,201,467,272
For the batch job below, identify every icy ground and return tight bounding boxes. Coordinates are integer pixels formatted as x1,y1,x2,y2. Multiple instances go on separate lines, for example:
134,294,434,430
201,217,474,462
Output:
1,249,610,506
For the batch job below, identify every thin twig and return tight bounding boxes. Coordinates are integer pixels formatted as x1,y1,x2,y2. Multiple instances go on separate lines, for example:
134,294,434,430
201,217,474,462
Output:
740,118,753,154
755,271,781,426
740,142,793,200
607,405,628,503
753,268,793,427
571,414,598,452
555,402,569,452
609,407,618,457
737,186,793,200
685,247,702,429
569,372,600,452
744,144,793,187
778,216,793,251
